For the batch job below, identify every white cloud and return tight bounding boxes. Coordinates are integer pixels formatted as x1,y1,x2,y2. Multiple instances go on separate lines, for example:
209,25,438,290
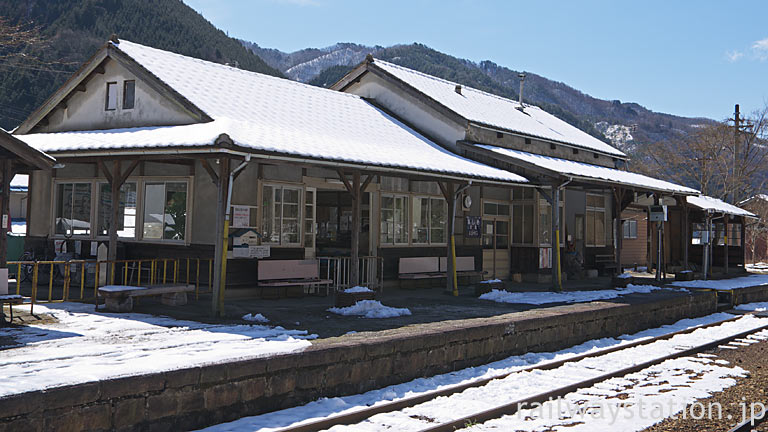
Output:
726,50,744,62
752,37,768,61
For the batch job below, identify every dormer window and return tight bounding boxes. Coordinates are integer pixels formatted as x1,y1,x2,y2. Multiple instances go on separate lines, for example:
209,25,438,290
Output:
123,80,135,109
105,82,117,111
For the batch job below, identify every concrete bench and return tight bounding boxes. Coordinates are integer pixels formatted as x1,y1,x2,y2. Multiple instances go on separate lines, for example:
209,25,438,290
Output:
98,284,194,312
257,259,332,298
399,256,485,288
439,256,486,278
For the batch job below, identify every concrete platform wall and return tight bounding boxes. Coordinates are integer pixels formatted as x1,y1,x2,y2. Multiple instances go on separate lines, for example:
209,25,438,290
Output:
0,292,715,431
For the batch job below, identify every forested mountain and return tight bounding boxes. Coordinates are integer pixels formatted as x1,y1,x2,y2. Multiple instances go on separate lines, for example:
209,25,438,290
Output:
0,0,281,130
245,42,713,152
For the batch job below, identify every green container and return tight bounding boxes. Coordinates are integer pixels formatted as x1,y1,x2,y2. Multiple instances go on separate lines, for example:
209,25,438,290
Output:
7,233,24,261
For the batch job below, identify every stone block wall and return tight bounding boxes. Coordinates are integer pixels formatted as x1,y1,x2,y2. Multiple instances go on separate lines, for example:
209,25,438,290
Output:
0,292,715,431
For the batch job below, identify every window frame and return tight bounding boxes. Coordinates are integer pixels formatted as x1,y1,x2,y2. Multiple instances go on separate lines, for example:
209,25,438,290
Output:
95,181,138,240
622,219,638,239
379,193,410,247
585,193,607,247
105,82,118,111
51,177,193,245
122,80,136,110
261,182,303,247
411,195,448,246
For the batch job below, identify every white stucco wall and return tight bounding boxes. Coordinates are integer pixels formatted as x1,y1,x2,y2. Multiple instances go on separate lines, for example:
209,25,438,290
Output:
39,58,197,133
343,73,466,150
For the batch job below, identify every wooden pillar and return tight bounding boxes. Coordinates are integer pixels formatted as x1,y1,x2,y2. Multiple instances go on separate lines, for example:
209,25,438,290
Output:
211,158,230,317
681,199,689,270
552,185,562,290
724,217,729,274
0,160,10,268
441,182,457,294
108,161,121,263
613,187,624,276
350,171,361,287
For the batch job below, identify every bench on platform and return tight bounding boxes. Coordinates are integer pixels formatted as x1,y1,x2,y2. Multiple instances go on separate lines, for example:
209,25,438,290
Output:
398,256,485,288
595,254,618,275
0,294,23,324
98,284,194,312
257,259,332,298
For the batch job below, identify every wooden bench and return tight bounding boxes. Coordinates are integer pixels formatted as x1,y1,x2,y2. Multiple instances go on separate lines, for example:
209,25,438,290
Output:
0,294,23,324
398,256,486,288
595,254,618,275
440,257,486,280
257,259,332,298
98,284,194,312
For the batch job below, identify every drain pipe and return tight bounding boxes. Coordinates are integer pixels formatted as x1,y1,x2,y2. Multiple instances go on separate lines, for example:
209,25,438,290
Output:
217,155,252,313
553,178,572,291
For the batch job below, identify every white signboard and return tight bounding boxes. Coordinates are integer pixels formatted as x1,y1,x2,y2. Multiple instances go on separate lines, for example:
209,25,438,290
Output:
232,246,250,258
231,206,250,229
249,245,271,259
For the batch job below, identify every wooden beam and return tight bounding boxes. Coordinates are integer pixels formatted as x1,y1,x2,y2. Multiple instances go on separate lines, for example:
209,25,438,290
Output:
76,83,87,92
361,174,374,194
350,171,361,286
0,160,13,268
199,159,219,185
97,160,113,184
336,170,355,198
116,160,140,185
211,158,231,317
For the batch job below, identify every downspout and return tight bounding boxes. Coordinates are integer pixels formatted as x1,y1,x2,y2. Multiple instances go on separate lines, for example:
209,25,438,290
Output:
217,155,251,314
553,178,572,291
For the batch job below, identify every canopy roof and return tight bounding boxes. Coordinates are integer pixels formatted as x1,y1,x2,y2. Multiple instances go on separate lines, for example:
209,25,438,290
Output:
687,195,757,218
473,144,698,195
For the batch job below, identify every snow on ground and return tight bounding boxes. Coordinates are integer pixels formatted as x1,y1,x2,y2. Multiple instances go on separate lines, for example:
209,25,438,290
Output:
671,274,768,290
196,313,743,432
479,284,670,305
0,302,315,397
747,262,768,273
328,300,411,319
735,302,768,312
343,286,373,293
242,313,269,323
468,356,745,432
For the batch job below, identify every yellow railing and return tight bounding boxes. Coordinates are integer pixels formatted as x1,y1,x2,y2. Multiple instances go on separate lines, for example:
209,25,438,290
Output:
8,257,214,314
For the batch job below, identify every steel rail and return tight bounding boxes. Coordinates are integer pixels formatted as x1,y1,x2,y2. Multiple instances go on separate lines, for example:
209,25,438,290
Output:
418,323,768,432
727,406,768,432
275,315,744,432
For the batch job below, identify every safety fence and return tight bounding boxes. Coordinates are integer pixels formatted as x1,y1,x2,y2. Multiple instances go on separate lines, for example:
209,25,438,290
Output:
318,256,384,293
8,257,215,313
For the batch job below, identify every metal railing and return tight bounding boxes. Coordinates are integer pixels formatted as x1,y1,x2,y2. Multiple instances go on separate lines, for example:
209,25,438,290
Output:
8,257,214,313
318,256,384,293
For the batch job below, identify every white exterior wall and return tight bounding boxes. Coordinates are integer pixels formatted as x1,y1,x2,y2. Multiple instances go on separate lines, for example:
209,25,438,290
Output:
343,73,466,150
39,58,197,133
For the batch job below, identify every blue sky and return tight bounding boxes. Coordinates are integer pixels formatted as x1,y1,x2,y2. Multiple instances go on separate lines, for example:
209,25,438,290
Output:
184,0,767,121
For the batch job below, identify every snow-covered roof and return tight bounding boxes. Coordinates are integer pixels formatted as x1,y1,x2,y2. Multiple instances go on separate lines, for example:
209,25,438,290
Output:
475,145,698,194
371,59,626,158
686,195,757,218
10,174,27,192
17,41,526,184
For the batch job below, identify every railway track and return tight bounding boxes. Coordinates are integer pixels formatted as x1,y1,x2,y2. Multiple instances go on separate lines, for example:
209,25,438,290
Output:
727,406,768,432
271,315,768,432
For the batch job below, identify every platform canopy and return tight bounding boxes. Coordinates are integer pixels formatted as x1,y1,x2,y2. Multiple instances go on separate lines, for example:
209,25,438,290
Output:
686,195,757,218
16,40,527,186
0,129,55,173
470,144,699,195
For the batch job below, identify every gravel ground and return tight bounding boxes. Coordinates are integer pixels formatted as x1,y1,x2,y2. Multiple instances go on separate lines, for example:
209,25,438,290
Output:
644,338,768,432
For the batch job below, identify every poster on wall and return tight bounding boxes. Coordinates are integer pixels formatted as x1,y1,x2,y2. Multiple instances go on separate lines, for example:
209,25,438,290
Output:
539,247,552,269
465,216,481,238
231,206,250,229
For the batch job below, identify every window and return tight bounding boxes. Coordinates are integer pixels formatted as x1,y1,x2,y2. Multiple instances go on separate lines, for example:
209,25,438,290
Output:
381,194,408,245
105,82,117,110
412,197,447,244
715,223,743,246
622,219,638,239
98,182,137,238
142,182,188,241
304,189,315,248
122,80,135,109
482,201,509,250
262,184,301,245
55,183,92,236
510,187,534,245
586,194,606,247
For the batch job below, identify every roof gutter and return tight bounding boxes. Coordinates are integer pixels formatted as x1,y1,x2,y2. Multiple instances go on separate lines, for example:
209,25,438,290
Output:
47,146,528,188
